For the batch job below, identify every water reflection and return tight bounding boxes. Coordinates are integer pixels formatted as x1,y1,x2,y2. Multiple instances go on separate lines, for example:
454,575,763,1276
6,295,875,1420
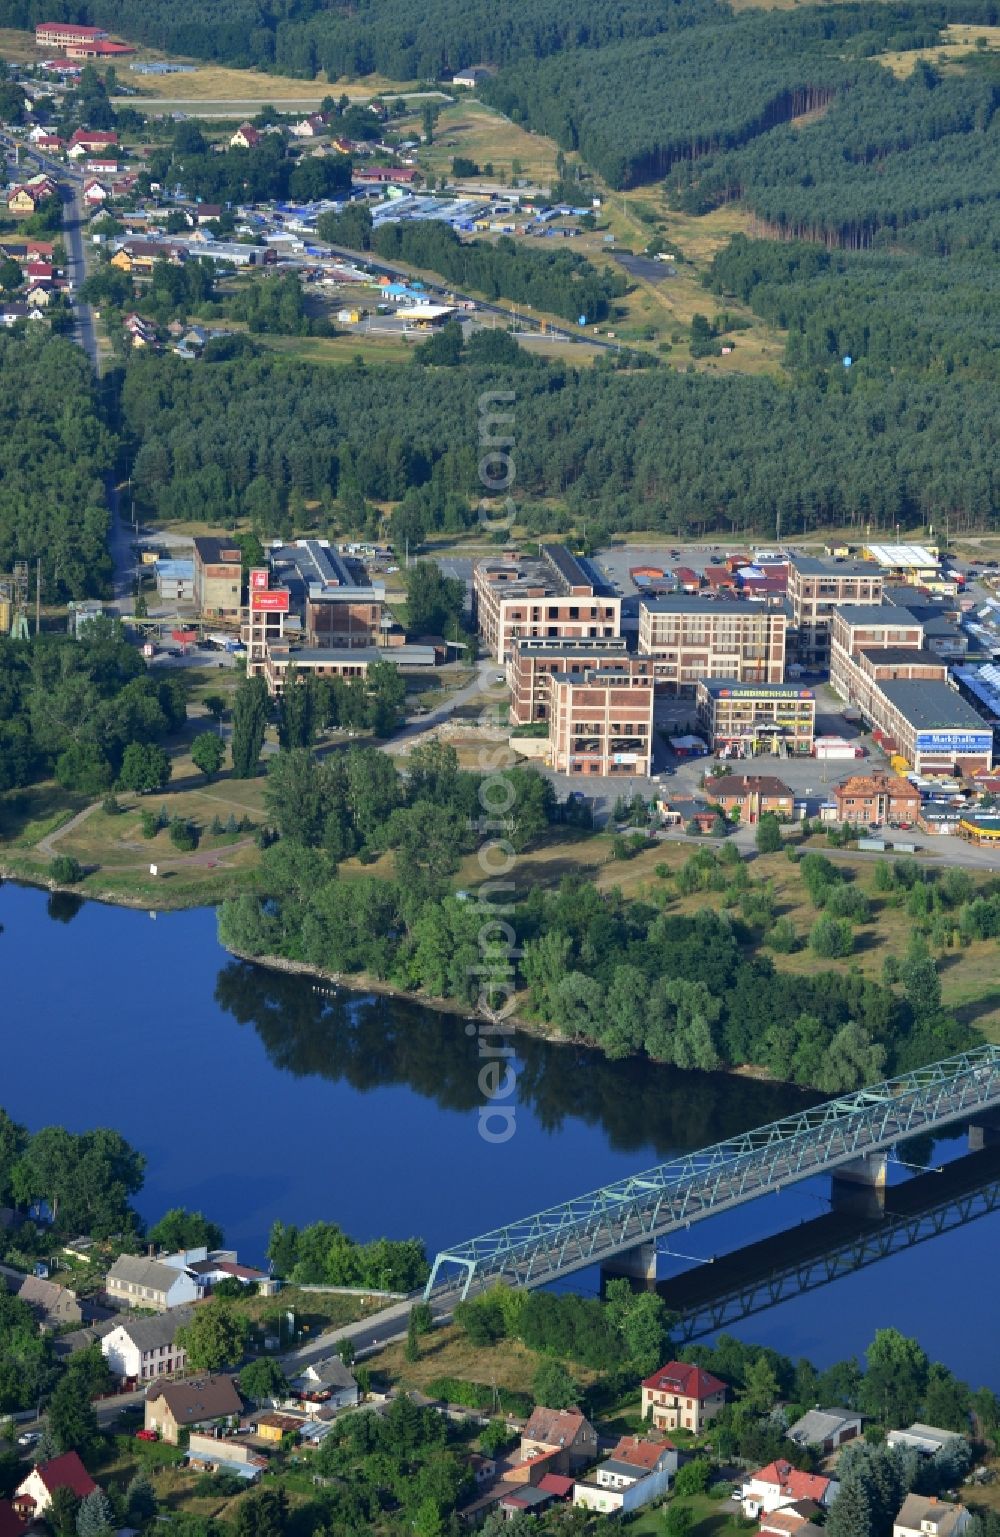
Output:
47,891,85,925
214,960,815,1160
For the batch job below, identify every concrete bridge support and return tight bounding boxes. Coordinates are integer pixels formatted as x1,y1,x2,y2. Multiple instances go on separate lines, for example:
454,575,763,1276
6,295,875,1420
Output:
831,1152,887,1216
969,1111,1000,1152
600,1241,660,1285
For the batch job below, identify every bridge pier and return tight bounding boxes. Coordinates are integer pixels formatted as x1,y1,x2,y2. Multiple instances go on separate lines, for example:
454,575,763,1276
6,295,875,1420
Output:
969,1112,1000,1152
600,1241,660,1286
831,1153,887,1216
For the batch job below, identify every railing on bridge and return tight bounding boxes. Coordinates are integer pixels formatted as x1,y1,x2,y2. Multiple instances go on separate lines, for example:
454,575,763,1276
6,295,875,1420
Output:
423,1044,1000,1301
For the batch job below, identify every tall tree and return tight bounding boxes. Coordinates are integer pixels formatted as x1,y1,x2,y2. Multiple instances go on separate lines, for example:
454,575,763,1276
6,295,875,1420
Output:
231,674,269,779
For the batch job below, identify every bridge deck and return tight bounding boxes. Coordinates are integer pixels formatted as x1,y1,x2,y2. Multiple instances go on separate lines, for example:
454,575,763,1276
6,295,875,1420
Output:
423,1044,1000,1300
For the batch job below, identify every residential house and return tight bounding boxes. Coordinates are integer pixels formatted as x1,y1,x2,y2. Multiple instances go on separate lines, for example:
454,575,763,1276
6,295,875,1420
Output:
291,1355,359,1410
13,1453,97,1518
786,1408,862,1454
25,261,53,286
123,312,158,348
101,1308,192,1383
34,135,64,153
498,1485,560,1518
759,1503,824,1537
145,1375,244,1444
705,773,794,825
25,284,53,310
741,1460,839,1520
111,241,186,276
0,301,29,327
291,114,327,137
7,182,53,215
452,66,494,86
17,1275,107,1330
67,128,118,158
893,1494,971,1537
519,1407,598,1472
230,123,261,150
86,158,120,176
641,1361,727,1433
83,178,108,206
105,1253,201,1311
185,1253,267,1290
572,1435,678,1516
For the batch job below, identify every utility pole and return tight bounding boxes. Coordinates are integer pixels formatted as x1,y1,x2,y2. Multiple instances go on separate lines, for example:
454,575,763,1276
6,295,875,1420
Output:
35,557,41,637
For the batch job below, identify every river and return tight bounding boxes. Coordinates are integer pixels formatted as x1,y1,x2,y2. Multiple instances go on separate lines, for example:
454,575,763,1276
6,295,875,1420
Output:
3,881,999,1386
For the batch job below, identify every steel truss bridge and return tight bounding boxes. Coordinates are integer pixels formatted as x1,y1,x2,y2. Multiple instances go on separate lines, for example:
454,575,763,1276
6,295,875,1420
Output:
423,1044,1000,1301
665,1142,1000,1343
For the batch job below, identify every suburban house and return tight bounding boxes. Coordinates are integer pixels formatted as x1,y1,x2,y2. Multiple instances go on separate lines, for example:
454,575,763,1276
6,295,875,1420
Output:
759,1502,824,1536
256,1413,303,1444
230,123,261,149
145,1375,244,1444
893,1495,971,1537
705,773,795,825
101,1308,192,1383
291,1355,359,1410
14,1453,97,1518
519,1407,598,1472
291,114,327,137
572,1435,678,1516
452,66,493,86
786,1408,862,1454
111,241,187,276
7,180,55,215
105,1253,201,1311
741,1460,839,1519
185,1252,268,1290
18,1275,88,1329
82,178,108,205
67,128,119,158
640,1361,727,1433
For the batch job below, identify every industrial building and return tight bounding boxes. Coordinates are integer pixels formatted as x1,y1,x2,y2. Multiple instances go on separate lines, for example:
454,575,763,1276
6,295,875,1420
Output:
637,595,788,692
787,556,883,666
270,539,384,650
548,665,654,777
192,538,242,619
506,636,633,725
261,642,431,697
861,543,942,588
473,546,621,662
154,559,194,603
696,680,816,758
866,680,992,776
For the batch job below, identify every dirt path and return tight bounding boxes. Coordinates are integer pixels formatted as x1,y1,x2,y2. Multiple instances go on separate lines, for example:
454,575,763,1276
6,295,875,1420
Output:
36,801,99,860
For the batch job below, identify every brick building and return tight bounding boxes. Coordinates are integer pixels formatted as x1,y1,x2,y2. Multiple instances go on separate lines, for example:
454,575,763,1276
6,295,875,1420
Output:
637,596,788,692
507,636,633,725
640,1362,727,1434
473,546,620,662
787,557,883,666
548,665,654,777
192,537,242,618
696,680,816,757
270,539,384,650
706,773,795,824
832,772,921,827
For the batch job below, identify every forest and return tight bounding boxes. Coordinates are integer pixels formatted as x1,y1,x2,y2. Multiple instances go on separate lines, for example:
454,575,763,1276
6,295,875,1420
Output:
317,207,626,323
0,332,115,600
118,345,1000,540
0,0,724,79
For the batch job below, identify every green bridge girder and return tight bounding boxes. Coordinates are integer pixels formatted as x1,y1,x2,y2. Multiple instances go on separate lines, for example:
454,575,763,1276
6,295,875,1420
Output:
423,1043,1000,1301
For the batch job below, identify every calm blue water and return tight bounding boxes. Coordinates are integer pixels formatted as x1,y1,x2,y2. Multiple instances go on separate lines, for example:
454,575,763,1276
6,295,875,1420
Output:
2,881,999,1386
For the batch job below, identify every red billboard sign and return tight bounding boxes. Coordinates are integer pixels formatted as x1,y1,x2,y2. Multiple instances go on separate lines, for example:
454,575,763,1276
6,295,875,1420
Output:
249,567,269,591
251,589,290,612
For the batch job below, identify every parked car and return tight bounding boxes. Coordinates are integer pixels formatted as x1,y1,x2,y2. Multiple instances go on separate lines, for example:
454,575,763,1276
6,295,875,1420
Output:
135,1429,158,1442
17,1431,39,1448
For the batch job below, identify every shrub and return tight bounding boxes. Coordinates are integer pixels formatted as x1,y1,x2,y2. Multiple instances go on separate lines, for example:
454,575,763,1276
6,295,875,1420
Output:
825,884,871,924
765,915,799,953
809,914,854,958
168,817,199,852
49,855,82,885
102,793,122,816
140,810,158,839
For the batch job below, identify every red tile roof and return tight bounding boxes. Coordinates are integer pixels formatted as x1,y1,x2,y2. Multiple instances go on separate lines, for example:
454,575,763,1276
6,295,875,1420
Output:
610,1435,675,1469
754,1461,831,1504
642,1361,727,1401
33,1452,98,1500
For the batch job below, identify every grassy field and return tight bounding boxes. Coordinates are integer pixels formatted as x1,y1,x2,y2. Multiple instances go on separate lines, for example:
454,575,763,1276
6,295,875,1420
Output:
370,1318,603,1397
876,21,1000,75
258,330,419,366
415,98,562,185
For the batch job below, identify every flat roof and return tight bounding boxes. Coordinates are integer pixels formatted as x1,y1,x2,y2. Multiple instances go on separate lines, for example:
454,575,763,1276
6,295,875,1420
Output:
640,595,771,616
791,555,882,577
878,678,990,732
865,543,939,568
859,647,944,668
512,636,628,655
954,665,1000,718
699,679,815,699
834,603,920,627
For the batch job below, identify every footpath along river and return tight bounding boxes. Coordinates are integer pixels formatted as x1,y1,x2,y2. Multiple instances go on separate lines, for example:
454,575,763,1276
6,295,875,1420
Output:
2,880,999,1384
